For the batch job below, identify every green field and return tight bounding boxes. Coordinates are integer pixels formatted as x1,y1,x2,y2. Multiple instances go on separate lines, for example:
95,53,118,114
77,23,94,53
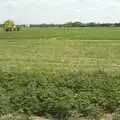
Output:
1,27,120,120
1,27,120,40
1,27,120,73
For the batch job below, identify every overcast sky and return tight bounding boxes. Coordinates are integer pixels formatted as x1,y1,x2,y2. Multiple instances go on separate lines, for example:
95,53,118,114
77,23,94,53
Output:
0,0,120,24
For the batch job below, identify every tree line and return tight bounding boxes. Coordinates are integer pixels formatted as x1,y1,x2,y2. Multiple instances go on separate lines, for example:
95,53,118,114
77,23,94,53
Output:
1,22,120,27
29,22,120,27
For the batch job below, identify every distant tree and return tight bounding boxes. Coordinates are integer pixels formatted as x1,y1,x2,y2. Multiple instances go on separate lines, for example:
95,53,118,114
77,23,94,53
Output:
64,22,73,27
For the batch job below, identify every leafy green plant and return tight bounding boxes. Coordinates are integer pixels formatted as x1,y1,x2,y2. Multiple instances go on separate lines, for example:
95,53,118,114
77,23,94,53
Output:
0,113,30,120
0,70,119,119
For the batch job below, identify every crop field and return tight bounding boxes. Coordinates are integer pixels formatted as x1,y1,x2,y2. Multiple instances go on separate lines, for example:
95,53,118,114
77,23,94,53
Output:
1,27,120,120
1,27,120,72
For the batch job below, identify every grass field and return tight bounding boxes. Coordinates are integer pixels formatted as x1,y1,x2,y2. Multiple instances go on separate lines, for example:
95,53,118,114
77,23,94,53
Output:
0,27,120,72
1,27,120,120
1,27,120,40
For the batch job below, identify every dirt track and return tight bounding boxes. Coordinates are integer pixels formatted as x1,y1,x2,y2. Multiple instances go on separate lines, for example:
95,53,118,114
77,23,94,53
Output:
32,113,113,120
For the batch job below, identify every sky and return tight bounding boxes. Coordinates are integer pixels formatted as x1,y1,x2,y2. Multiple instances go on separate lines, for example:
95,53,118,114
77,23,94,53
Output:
0,0,120,24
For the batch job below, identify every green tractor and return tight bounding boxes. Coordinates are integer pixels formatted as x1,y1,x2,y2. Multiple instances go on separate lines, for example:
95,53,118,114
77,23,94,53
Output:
3,20,20,32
